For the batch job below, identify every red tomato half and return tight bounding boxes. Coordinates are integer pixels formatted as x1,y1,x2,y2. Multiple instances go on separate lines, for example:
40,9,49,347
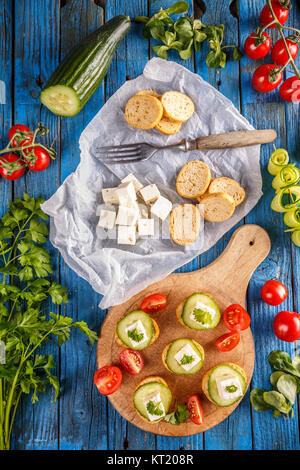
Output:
8,124,33,148
271,38,299,66
25,146,51,172
215,332,240,352
140,293,167,313
244,32,271,60
0,153,26,180
260,0,290,28
261,280,288,306
273,311,300,342
223,304,251,332
187,395,204,425
252,64,282,93
279,76,300,102
119,349,144,375
93,366,122,395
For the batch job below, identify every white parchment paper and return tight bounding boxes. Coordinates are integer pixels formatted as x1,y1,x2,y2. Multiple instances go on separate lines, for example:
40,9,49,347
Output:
42,58,262,309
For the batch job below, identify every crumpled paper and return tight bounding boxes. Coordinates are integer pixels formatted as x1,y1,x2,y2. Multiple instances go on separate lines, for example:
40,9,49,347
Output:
41,58,262,309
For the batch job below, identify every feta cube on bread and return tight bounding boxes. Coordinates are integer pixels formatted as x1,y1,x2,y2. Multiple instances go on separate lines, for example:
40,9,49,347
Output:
208,177,245,206
176,160,211,199
151,196,172,221
125,95,163,130
160,91,195,122
170,204,201,246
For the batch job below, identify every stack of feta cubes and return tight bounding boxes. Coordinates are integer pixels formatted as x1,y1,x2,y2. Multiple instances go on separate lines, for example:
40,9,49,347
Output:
98,174,173,245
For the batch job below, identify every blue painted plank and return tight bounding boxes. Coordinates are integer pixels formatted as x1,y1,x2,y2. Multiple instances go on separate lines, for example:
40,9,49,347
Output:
11,0,61,450
239,0,299,450
58,0,108,451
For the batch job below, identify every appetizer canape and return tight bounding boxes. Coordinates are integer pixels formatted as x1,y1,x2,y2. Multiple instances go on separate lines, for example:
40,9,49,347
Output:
162,338,204,375
115,310,159,350
133,376,172,423
202,363,247,407
176,293,221,331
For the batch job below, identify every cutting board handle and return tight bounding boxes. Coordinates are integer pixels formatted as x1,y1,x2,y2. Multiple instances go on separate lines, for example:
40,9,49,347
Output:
201,224,271,304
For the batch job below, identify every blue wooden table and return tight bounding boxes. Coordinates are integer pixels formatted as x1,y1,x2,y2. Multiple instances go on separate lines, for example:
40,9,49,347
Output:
1,0,299,451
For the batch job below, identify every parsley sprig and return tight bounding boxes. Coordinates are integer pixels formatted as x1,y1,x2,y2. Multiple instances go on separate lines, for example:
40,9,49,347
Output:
127,328,144,343
147,400,164,417
164,402,190,425
180,354,194,365
193,308,212,325
0,194,98,450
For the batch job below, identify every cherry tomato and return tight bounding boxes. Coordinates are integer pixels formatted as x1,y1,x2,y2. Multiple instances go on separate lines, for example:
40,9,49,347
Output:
119,349,144,376
261,280,288,306
279,76,300,102
260,0,290,28
93,365,122,395
8,124,33,148
0,153,26,180
223,304,251,332
140,293,167,313
252,64,282,92
271,38,299,66
244,32,271,60
273,311,300,342
187,394,204,425
25,146,51,172
215,331,240,352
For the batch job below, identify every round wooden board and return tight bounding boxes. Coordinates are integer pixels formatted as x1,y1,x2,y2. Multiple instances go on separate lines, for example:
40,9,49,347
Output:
97,225,271,436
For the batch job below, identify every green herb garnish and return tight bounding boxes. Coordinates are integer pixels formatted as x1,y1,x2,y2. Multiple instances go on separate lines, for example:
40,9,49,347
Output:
165,403,190,425
128,328,144,343
147,400,164,416
226,385,238,393
193,308,212,325
180,354,194,365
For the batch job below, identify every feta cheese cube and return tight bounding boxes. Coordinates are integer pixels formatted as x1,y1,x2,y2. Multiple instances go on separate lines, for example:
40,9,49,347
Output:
116,182,136,207
98,209,116,230
121,173,143,192
117,225,136,245
215,375,243,401
138,218,155,237
139,184,160,204
151,196,172,221
116,206,139,226
102,187,119,205
143,393,165,422
125,320,148,348
174,343,201,371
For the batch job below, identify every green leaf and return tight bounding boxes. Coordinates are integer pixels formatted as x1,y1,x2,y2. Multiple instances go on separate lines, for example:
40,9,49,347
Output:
165,1,189,14
73,321,98,344
180,354,194,365
179,40,193,60
127,328,144,343
48,283,68,305
220,51,227,68
250,388,272,412
206,50,222,68
165,402,189,425
153,45,169,60
268,350,300,377
164,31,176,46
19,266,34,281
276,374,297,405
263,390,291,414
174,17,194,40
48,374,60,401
147,400,164,416
26,218,48,244
233,46,243,61
134,16,150,23
192,308,212,325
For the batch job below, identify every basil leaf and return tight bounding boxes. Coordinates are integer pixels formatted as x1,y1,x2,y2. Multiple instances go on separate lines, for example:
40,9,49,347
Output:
165,1,189,14
250,388,272,412
153,45,169,60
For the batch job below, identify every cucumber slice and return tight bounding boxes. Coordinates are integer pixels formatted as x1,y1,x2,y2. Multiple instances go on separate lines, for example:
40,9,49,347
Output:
181,293,221,330
208,364,247,407
133,382,172,421
40,85,81,117
116,310,153,350
165,338,203,375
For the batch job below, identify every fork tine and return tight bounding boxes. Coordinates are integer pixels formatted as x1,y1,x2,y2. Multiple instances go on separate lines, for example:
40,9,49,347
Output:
96,143,142,152
98,149,142,157
102,155,144,164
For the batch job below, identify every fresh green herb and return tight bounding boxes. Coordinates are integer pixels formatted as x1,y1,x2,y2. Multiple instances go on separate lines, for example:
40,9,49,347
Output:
193,308,212,325
180,354,194,365
0,194,98,450
164,402,190,425
135,1,241,68
268,350,300,378
127,328,144,343
147,400,164,416
226,385,238,393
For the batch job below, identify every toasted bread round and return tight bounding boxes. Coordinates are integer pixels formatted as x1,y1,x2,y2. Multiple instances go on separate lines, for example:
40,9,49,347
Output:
198,192,235,222
208,177,245,206
125,95,163,130
161,91,195,122
176,300,186,326
114,318,160,348
135,376,169,423
176,160,211,199
136,89,160,98
202,363,247,405
170,204,201,246
155,116,182,135
162,339,205,373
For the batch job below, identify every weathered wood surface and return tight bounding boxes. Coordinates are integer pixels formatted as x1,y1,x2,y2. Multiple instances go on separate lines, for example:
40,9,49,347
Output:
0,0,299,450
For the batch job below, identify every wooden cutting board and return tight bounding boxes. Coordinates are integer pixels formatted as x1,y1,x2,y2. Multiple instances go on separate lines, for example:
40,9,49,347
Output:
97,224,271,436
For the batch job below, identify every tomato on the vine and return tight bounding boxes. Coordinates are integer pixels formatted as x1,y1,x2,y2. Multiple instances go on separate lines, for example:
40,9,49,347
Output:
252,64,283,92
260,0,290,28
215,331,240,352
119,349,144,375
223,304,251,332
0,153,26,180
187,395,204,425
8,124,33,148
24,146,51,172
279,76,300,102
273,311,300,342
261,280,288,306
244,32,271,60
271,38,299,66
93,366,122,395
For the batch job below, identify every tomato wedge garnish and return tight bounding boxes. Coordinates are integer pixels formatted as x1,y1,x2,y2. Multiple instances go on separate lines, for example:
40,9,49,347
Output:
93,366,122,395
187,394,204,425
215,331,240,352
140,293,167,313
223,304,251,332
119,348,144,376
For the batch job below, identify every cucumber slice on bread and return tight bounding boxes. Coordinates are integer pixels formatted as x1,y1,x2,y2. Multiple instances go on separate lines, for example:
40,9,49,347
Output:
162,338,204,375
116,310,159,350
177,293,221,330
133,377,172,422
202,363,247,407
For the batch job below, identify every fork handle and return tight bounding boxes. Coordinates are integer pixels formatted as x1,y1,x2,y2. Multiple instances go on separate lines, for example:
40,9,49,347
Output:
195,129,277,150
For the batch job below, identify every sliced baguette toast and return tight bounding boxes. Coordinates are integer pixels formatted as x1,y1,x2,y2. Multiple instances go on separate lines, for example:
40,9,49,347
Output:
176,160,211,199
208,177,245,206
125,95,163,130
198,192,235,222
170,204,201,246
160,91,195,122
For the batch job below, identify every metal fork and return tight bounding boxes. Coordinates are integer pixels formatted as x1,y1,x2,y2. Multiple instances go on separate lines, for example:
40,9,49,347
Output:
94,129,277,164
